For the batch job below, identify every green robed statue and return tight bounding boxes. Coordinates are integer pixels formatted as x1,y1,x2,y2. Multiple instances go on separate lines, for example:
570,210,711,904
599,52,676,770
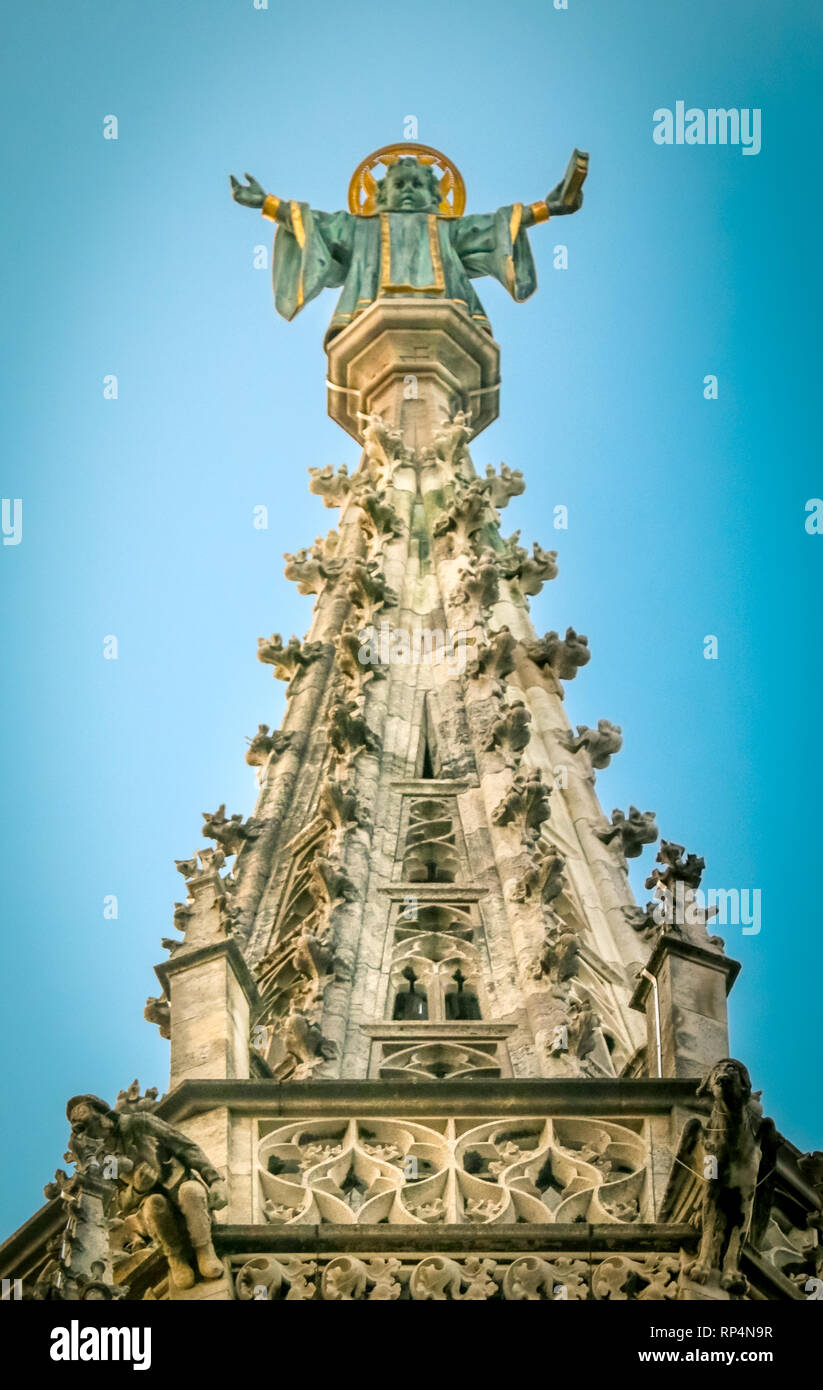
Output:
230,142,586,344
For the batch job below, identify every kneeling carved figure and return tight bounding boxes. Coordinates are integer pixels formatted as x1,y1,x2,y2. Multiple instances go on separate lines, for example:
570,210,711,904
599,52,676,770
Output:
66,1095,227,1291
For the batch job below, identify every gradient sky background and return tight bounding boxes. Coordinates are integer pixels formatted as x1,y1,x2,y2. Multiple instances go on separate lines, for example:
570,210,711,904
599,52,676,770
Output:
2,0,821,1236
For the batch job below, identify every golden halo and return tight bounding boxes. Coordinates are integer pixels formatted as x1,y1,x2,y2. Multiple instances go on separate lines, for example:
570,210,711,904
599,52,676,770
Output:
348,143,466,218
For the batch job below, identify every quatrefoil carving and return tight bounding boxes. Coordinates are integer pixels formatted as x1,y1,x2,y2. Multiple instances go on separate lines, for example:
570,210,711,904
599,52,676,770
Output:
257,1116,647,1225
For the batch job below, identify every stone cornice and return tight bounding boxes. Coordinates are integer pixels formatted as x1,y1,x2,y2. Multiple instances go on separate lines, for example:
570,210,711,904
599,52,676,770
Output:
214,1223,698,1257
359,1022,517,1040
390,778,476,795
156,1076,707,1127
379,884,486,902
0,1199,63,1275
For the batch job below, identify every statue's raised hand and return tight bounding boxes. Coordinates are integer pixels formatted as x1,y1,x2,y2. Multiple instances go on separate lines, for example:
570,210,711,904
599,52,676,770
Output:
546,178,584,216
230,172,267,209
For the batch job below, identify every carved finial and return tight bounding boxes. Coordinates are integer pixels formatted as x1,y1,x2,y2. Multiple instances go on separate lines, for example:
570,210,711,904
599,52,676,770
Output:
596,806,658,859
562,719,622,770
525,628,590,685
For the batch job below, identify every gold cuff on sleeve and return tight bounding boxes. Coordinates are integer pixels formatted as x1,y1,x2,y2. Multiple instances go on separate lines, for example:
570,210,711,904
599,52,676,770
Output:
529,200,550,224
261,194,281,222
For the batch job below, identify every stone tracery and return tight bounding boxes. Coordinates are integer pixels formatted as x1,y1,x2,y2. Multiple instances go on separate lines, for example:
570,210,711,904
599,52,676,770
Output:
257,1115,648,1227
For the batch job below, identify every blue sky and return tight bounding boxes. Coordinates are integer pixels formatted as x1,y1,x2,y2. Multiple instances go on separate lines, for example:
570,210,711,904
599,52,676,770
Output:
2,0,821,1236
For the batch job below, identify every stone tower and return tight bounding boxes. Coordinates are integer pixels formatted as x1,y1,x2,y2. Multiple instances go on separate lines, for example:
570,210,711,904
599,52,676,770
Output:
2,146,820,1305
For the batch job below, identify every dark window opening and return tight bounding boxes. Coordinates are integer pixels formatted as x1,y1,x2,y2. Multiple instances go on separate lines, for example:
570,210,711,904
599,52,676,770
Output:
421,740,435,779
444,968,481,1020
392,965,428,1020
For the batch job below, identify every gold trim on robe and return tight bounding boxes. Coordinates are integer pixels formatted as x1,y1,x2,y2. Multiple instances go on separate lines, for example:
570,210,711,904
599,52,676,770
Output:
379,213,445,294
505,203,525,294
290,201,306,307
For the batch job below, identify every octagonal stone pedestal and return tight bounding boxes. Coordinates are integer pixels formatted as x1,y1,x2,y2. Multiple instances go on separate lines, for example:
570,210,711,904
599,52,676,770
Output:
326,298,501,445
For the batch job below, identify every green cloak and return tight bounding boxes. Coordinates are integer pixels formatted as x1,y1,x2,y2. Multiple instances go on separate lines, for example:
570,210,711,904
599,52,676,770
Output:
269,203,538,343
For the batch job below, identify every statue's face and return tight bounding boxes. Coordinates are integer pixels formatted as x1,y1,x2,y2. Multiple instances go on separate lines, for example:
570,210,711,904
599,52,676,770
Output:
69,1102,111,1143
379,162,439,213
710,1059,750,1105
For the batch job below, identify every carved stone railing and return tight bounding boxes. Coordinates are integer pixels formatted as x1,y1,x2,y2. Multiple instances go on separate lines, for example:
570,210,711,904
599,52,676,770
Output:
257,1115,648,1227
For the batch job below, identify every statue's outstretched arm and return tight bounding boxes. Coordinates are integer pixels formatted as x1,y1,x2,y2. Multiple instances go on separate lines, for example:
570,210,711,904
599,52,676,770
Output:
229,172,293,228
521,150,588,227
520,185,584,230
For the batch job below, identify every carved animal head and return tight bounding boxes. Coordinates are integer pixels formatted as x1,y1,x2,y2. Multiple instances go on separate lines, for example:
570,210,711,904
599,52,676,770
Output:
696,1058,753,1111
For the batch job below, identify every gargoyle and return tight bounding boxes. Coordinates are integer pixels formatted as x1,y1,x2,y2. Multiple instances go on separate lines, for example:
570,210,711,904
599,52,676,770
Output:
682,1059,778,1296
65,1094,228,1291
